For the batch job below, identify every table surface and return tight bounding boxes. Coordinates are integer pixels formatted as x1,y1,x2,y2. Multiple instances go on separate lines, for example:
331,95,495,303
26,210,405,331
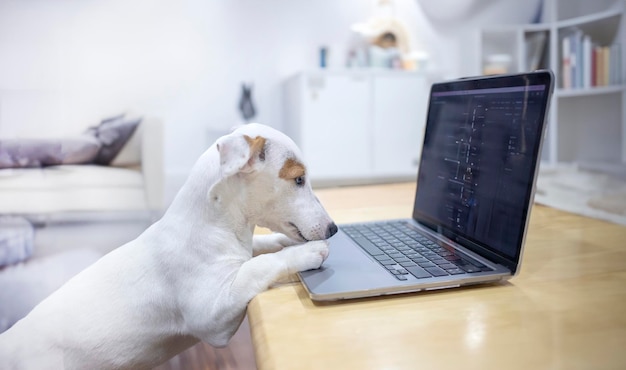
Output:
247,183,626,370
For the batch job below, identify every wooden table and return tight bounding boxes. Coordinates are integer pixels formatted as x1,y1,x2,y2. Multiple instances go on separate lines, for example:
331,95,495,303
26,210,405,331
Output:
248,183,626,370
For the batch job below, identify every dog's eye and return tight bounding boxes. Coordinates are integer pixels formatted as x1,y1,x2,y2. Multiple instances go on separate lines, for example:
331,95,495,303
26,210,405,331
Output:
294,176,305,187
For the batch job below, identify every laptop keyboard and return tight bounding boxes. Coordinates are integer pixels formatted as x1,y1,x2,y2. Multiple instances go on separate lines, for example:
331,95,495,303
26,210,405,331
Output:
343,221,493,281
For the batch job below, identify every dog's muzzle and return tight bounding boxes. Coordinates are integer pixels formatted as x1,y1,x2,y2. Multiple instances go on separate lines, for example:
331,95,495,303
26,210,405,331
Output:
289,222,338,241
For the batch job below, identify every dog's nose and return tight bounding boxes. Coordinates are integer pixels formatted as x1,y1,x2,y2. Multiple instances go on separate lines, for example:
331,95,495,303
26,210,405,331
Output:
326,222,338,239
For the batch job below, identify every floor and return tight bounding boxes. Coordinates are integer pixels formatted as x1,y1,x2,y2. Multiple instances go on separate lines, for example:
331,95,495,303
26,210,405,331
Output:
535,163,626,225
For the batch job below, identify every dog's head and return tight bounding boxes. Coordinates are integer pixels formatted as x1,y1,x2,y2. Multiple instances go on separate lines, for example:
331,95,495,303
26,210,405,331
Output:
215,123,337,242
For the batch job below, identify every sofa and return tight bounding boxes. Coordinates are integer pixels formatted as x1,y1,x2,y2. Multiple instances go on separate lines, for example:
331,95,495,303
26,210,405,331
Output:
0,114,165,222
0,114,166,332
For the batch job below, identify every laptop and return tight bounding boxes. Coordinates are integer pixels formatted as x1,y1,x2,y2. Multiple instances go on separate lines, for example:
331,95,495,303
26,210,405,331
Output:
299,70,555,301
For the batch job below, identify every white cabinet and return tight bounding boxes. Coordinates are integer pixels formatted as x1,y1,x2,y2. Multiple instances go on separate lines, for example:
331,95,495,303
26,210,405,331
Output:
478,0,626,166
288,72,371,180
284,70,428,186
372,74,428,177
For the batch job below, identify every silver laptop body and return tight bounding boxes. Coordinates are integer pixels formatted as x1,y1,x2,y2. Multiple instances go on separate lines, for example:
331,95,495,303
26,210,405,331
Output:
299,70,555,301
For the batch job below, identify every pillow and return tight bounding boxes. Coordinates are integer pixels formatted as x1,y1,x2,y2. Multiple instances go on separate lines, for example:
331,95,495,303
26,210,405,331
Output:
109,118,143,167
0,137,101,169
86,115,142,165
0,140,63,168
60,135,102,164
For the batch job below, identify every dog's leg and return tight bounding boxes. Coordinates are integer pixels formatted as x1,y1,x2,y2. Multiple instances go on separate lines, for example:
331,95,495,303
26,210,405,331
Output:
202,240,328,346
252,233,300,256
235,240,328,300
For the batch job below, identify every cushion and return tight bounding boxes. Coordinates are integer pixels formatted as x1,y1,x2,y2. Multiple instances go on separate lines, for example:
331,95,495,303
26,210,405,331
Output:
0,137,101,169
60,135,102,164
110,117,143,167
86,115,142,165
0,165,147,214
0,165,143,189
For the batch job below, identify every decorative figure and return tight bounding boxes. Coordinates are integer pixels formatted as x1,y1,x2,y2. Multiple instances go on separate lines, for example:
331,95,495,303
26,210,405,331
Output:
238,83,256,122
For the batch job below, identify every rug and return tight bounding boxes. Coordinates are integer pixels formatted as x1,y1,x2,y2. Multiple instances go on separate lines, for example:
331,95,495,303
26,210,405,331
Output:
534,164,626,226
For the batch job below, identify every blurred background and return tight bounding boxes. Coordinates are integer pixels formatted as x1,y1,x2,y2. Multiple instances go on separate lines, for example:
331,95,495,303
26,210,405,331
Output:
0,0,557,200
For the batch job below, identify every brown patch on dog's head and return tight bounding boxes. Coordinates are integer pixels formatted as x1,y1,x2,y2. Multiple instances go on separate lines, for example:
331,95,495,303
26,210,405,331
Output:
244,135,266,161
279,158,305,180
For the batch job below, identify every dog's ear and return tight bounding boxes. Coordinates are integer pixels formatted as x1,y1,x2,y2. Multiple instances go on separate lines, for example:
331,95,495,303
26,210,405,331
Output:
216,134,266,177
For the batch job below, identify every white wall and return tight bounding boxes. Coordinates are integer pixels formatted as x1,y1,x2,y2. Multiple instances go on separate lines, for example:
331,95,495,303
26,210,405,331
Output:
0,0,541,201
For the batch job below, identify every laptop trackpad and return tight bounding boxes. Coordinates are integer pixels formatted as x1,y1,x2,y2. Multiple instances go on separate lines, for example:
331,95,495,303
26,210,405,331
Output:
299,231,401,296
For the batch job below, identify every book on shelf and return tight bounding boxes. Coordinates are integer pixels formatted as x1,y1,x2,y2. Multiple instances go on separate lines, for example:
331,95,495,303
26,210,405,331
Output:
561,29,622,89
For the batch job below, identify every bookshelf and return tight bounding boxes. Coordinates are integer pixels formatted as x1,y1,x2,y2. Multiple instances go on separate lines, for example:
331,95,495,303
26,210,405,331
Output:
478,0,626,166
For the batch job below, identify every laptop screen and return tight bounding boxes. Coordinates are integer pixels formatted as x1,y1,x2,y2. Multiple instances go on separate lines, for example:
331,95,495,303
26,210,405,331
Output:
413,71,553,270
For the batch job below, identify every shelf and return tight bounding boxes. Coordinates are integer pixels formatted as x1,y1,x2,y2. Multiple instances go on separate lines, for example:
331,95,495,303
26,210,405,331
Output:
557,8,623,29
522,24,552,32
479,0,626,165
557,85,626,97
483,8,624,32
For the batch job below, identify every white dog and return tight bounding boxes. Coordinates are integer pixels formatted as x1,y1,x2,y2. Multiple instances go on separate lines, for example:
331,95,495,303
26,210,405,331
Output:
0,123,337,369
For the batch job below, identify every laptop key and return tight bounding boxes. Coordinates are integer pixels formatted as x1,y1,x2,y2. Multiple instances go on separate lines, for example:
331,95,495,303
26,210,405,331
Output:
393,257,411,263
405,265,432,279
459,264,481,273
430,257,448,265
417,261,436,268
446,268,465,275
353,237,385,256
444,255,462,262
467,260,494,272
455,258,483,273
424,266,448,277
436,263,457,270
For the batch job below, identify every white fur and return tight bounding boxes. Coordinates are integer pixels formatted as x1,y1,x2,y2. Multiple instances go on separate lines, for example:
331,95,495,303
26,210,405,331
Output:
0,123,335,369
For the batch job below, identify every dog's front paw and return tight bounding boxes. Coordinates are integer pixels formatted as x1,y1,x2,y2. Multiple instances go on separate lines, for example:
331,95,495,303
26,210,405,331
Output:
305,239,330,261
284,240,329,274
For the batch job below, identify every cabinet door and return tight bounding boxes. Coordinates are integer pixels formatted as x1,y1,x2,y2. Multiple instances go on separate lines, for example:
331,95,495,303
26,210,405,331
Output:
300,73,371,180
372,74,427,177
